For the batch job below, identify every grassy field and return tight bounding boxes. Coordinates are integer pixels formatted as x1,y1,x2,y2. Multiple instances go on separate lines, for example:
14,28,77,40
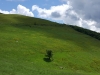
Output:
0,14,100,75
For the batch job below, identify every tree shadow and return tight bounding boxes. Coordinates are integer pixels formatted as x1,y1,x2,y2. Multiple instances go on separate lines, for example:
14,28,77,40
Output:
43,57,52,62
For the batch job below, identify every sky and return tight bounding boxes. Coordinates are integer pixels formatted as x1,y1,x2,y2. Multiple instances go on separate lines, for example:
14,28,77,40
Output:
0,0,100,33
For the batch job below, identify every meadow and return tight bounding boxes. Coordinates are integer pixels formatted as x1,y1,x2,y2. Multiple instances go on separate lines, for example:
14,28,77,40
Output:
0,14,100,75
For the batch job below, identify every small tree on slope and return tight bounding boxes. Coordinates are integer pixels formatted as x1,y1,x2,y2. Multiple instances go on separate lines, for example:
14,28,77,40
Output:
45,50,53,60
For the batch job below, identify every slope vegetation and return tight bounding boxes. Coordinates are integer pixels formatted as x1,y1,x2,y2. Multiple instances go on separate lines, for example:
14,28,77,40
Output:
0,14,100,75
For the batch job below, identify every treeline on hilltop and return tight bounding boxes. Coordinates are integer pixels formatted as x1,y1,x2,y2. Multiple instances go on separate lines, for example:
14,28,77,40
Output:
0,12,3,14
69,25,100,40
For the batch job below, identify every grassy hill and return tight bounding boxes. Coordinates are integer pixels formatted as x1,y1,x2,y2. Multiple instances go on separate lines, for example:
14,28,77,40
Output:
0,14,100,75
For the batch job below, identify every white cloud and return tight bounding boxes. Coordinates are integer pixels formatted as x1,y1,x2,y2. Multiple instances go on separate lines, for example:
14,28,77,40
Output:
66,0,100,32
0,4,34,17
10,4,34,17
32,0,100,32
32,3,72,20
0,10,9,14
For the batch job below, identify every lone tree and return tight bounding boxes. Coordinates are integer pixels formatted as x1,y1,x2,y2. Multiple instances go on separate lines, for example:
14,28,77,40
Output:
45,50,53,60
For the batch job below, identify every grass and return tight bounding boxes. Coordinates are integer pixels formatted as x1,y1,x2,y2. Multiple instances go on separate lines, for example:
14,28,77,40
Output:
0,14,100,75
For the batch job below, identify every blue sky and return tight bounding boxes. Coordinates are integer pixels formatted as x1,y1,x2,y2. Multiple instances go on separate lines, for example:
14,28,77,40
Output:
0,0,100,32
0,0,62,11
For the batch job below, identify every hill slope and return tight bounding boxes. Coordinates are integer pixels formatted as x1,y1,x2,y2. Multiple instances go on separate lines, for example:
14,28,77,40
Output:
0,14,100,75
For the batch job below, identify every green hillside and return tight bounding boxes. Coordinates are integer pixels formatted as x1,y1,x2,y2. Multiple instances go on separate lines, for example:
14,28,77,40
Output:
0,14,100,75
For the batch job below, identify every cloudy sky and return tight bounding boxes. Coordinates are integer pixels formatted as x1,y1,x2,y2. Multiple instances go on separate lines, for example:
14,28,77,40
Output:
0,0,100,32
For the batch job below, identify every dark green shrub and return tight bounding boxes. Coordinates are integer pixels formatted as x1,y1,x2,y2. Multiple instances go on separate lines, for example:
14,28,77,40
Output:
45,50,53,60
